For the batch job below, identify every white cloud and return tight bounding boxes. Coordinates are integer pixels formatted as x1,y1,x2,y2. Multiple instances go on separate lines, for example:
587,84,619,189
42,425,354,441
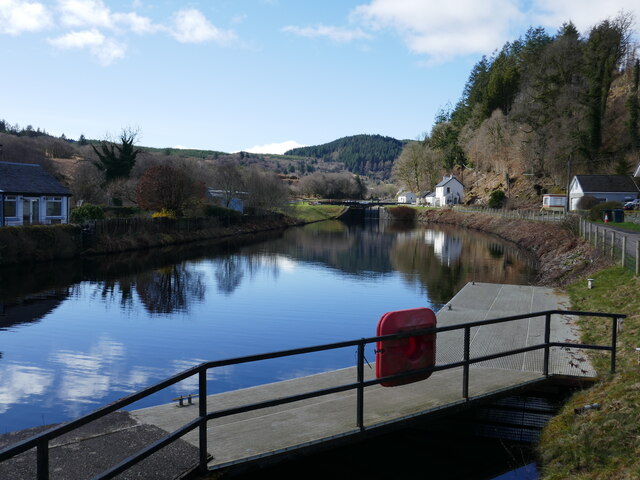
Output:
282,24,372,43
244,140,306,155
352,0,523,62
48,29,126,65
1,1,235,65
530,0,639,32
49,27,104,47
0,363,53,414
350,0,640,63
113,11,158,34
57,0,113,29
0,0,52,35
170,8,236,44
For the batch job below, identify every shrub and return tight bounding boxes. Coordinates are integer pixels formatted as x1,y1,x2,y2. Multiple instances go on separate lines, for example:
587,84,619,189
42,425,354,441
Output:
151,208,177,219
204,205,241,218
488,190,506,208
386,205,416,220
70,203,104,223
576,195,600,210
589,201,622,221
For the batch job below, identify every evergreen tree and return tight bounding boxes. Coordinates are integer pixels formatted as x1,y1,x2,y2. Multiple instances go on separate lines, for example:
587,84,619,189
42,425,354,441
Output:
92,128,140,182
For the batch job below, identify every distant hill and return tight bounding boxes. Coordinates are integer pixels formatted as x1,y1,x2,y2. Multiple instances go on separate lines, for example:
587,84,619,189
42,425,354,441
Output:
284,134,407,180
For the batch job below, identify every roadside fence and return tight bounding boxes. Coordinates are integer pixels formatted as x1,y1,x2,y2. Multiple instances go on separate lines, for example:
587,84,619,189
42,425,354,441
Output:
578,218,640,276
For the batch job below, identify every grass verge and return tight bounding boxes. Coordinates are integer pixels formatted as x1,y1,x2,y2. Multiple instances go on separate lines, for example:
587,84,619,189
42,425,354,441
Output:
538,266,640,479
282,204,347,223
591,219,640,232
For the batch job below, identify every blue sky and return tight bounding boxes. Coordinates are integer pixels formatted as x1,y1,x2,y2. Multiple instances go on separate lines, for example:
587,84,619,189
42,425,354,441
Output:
1,1,638,154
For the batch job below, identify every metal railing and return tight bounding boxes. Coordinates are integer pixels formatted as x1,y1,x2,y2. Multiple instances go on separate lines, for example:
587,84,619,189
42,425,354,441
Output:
0,309,624,479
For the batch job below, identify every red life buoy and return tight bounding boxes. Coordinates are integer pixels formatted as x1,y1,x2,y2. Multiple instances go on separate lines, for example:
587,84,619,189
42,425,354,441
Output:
375,307,436,387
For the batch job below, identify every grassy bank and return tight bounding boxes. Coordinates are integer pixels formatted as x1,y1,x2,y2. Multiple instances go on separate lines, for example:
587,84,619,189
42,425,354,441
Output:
538,266,640,479
282,204,347,223
0,224,82,266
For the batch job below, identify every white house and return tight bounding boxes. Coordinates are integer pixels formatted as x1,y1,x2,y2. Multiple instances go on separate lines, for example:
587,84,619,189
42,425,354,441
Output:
0,161,72,227
568,175,640,211
397,192,417,204
426,175,464,207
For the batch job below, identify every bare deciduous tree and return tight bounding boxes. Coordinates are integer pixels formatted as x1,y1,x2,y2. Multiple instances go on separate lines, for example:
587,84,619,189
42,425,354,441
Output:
392,141,443,193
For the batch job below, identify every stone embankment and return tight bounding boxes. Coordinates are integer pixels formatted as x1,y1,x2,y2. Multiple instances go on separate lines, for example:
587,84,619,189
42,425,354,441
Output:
415,208,609,287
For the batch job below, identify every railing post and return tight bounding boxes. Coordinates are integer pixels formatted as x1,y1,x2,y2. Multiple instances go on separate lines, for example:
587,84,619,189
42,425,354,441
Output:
357,341,365,431
198,369,208,474
463,327,470,400
611,317,618,374
543,313,551,376
36,439,48,480
636,240,640,276
622,235,627,268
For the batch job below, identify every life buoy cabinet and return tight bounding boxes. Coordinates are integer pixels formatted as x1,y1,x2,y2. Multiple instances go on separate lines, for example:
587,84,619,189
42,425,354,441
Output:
375,307,436,387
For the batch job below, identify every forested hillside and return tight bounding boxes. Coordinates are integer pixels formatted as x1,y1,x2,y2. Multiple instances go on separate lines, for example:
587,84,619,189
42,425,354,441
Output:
393,12,640,207
284,134,407,180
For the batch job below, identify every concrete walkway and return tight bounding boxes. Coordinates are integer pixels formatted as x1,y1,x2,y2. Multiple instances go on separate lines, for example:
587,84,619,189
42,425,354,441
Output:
0,282,593,479
132,282,592,473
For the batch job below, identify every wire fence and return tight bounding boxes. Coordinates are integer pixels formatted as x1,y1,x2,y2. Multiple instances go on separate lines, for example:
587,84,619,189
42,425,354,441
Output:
578,218,640,275
453,205,568,222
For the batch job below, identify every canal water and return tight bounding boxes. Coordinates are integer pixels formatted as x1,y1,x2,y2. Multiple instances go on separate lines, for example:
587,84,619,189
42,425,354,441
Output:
0,219,536,444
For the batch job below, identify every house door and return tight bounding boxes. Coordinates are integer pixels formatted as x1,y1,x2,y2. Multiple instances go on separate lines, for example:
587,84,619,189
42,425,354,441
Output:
22,198,40,225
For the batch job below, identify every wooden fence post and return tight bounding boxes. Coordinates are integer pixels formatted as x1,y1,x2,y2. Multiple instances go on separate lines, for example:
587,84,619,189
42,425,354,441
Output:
622,235,627,268
611,231,615,259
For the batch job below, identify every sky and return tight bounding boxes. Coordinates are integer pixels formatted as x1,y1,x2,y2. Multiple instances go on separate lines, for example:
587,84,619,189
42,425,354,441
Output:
0,1,639,155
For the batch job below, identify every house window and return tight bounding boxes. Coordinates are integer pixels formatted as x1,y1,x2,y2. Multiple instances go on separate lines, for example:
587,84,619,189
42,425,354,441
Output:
46,197,63,217
3,196,17,217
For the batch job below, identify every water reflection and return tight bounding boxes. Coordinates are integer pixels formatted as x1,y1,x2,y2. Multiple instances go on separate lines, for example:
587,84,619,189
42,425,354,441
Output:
0,290,70,331
137,265,206,313
0,219,536,432
0,363,53,414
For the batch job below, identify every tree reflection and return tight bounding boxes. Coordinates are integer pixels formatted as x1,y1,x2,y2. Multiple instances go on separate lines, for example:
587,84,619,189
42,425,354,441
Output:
389,225,535,307
136,264,205,314
215,255,244,295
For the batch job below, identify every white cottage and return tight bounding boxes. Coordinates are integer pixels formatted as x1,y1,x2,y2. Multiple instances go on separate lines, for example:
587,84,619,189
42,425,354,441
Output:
0,161,72,227
397,192,417,204
426,175,464,207
541,194,567,212
568,175,639,211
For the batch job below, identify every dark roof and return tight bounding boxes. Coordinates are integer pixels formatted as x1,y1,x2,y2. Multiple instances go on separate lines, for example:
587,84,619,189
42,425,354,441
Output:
435,175,463,188
0,161,71,196
574,175,640,193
